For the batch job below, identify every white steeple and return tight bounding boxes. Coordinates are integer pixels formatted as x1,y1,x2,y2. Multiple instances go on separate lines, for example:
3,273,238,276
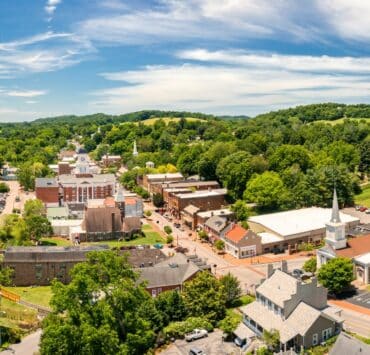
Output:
325,188,346,250
114,185,125,203
133,140,138,157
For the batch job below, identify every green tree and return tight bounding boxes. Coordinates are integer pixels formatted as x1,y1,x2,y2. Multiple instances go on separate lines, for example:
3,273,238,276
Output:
214,239,225,251
152,193,164,208
164,226,172,235
40,251,156,355
318,257,354,294
182,271,226,324
262,329,280,352
166,235,174,244
303,257,317,273
26,215,53,241
231,200,249,221
198,230,209,242
219,273,242,307
244,171,290,211
269,145,312,172
23,199,45,218
154,290,187,325
0,267,14,286
0,182,9,193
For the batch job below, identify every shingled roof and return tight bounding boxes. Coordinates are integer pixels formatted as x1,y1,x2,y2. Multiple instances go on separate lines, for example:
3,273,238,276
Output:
83,206,123,233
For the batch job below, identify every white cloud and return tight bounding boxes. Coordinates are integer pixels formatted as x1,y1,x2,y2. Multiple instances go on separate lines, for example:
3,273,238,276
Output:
45,0,62,20
92,50,370,115
6,90,47,98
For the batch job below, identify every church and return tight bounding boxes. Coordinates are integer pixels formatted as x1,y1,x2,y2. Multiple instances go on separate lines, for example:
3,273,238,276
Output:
317,190,370,285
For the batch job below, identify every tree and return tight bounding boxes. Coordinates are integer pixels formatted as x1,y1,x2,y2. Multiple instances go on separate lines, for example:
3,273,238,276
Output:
318,257,354,294
303,257,317,273
198,230,209,242
182,271,226,324
40,251,157,355
244,171,290,211
219,273,242,307
26,215,53,241
166,235,174,244
17,163,35,191
262,329,280,352
23,199,45,218
214,240,225,252
154,290,187,325
152,193,164,208
0,267,14,286
230,200,249,221
0,182,9,193
269,145,312,173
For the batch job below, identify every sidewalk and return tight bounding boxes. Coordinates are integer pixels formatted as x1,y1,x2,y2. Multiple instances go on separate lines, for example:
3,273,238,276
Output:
329,299,370,317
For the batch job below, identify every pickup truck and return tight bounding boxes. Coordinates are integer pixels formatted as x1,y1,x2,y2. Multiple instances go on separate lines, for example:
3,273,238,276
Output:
185,329,208,342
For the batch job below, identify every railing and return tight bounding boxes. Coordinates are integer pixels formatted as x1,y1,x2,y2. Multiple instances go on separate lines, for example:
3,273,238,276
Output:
0,287,20,302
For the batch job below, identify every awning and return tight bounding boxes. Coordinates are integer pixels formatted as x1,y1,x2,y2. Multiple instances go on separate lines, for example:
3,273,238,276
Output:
233,322,256,340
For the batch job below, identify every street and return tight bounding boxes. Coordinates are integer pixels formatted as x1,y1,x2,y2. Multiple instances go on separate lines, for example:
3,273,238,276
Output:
0,329,41,355
2,181,35,216
340,308,370,337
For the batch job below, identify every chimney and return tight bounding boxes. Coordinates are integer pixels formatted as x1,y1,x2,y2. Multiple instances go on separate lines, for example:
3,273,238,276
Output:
267,263,274,278
281,260,288,273
311,276,318,287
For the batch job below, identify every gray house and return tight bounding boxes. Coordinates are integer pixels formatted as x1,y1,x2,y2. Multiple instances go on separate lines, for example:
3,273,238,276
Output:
240,261,343,351
329,332,370,355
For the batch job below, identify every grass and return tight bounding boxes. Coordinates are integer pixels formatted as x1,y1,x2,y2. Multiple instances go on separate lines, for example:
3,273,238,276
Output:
0,298,38,328
355,184,370,207
313,117,370,126
85,224,165,248
3,286,53,308
122,117,205,126
39,237,72,247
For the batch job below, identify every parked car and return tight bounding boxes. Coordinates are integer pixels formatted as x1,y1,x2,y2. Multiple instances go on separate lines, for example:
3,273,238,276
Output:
174,246,189,253
292,269,303,278
355,205,361,211
234,336,247,347
185,329,208,342
15,196,20,202
189,348,205,355
153,243,163,249
359,206,367,212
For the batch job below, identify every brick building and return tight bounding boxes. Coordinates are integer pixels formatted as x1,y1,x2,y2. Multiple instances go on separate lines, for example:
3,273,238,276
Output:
167,188,227,218
59,174,115,203
100,154,122,168
58,162,72,175
2,245,109,286
142,173,183,193
35,178,59,207
153,180,220,197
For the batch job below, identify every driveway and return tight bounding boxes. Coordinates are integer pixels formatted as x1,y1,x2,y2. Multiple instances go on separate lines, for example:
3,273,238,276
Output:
160,330,238,355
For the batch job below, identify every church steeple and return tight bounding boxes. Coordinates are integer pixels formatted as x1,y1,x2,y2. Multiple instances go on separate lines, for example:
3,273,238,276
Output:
133,140,138,157
330,188,341,223
115,186,125,221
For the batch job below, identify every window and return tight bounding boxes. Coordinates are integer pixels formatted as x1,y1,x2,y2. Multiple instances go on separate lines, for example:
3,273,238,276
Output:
35,264,43,280
322,328,332,341
151,289,157,297
312,333,318,346
274,304,278,314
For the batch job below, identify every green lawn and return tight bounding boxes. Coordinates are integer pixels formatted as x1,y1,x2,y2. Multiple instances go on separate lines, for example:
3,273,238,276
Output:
39,237,72,247
85,224,165,248
355,184,370,207
0,298,38,327
3,286,53,308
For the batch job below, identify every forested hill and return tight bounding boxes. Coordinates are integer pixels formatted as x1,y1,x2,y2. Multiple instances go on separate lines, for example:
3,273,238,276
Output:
254,103,370,122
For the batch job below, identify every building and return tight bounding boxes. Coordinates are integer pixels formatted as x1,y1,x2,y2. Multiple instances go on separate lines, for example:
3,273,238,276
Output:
2,245,109,286
138,253,210,297
133,140,138,157
142,173,184,193
146,161,155,169
168,188,227,218
221,224,262,258
329,332,370,355
50,219,83,237
204,215,228,242
101,155,121,168
248,204,359,254
196,208,234,227
241,261,343,351
124,248,168,268
58,150,76,160
1,164,18,181
317,190,370,285
58,162,72,175
153,180,220,198
59,174,115,203
35,178,59,207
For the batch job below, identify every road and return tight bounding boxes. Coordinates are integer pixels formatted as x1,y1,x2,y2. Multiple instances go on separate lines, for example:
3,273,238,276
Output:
340,308,370,337
2,181,35,216
0,329,41,355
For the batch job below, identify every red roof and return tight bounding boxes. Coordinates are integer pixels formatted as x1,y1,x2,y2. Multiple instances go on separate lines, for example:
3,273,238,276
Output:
104,197,115,208
336,234,370,258
225,224,248,243
125,198,137,206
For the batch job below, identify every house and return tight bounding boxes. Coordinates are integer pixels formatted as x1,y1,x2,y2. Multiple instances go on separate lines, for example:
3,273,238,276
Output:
248,195,360,253
204,215,228,242
167,188,227,219
1,164,18,181
181,204,200,229
35,178,60,207
222,224,262,258
58,162,72,175
317,190,370,285
329,332,370,355
196,208,234,228
138,253,210,297
2,245,109,286
241,261,343,351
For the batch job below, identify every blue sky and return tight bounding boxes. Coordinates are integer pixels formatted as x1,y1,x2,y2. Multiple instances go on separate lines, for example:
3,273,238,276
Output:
2,0,370,121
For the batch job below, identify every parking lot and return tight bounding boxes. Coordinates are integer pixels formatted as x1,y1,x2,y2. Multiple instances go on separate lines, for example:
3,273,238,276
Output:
346,291,370,310
160,330,239,355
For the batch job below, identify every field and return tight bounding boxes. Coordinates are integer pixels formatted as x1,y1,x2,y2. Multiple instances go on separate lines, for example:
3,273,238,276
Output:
85,224,165,248
122,117,205,126
313,117,370,126
39,237,72,246
0,298,38,329
355,184,370,207
3,286,53,308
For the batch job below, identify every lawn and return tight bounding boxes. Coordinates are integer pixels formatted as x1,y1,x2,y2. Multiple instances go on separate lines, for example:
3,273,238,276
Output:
0,298,38,327
3,286,53,308
85,224,165,248
39,237,72,247
355,184,370,207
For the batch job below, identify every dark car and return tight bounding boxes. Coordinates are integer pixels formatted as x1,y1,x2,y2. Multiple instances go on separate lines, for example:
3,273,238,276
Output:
292,269,303,278
189,348,205,355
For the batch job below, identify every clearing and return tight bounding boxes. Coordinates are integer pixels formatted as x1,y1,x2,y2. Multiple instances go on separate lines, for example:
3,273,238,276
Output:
313,117,370,126
355,184,370,207
3,286,53,308
122,117,205,126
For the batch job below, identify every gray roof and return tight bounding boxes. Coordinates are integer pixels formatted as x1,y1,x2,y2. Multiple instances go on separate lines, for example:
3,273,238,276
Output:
124,249,167,268
329,332,370,355
205,215,228,233
35,178,58,188
257,270,298,307
59,174,115,185
183,204,200,215
47,206,69,219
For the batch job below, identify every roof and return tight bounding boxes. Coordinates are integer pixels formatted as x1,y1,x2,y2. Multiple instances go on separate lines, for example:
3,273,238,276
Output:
35,178,58,188
176,188,227,199
183,204,200,215
205,215,228,233
354,252,370,265
124,249,167,268
224,224,248,243
259,232,283,244
329,332,370,355
248,207,359,238
3,245,109,262
197,209,233,219
51,219,83,227
59,174,115,185
47,206,69,219
146,173,183,180
125,197,138,206
83,206,123,233
335,234,370,258
162,181,220,189
233,322,256,340
257,269,298,307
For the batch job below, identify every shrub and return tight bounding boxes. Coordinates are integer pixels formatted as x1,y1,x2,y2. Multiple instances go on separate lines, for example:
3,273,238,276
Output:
214,239,225,251
217,310,241,335
303,257,317,273
298,242,314,252
163,317,213,339
164,226,172,235
198,230,208,241
0,183,10,193
144,210,152,217
166,235,174,244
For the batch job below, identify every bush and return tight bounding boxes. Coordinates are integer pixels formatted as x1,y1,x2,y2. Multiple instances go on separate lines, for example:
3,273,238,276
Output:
163,317,213,339
303,257,317,273
0,183,10,193
166,235,174,244
214,239,225,251
217,310,241,335
297,242,314,252
198,230,208,241
164,226,172,235
144,210,152,217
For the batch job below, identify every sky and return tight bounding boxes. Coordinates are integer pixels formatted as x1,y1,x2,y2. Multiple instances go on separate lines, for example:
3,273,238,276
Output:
3,1,370,121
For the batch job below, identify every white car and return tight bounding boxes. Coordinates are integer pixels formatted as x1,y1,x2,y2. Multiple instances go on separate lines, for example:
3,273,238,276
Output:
185,329,208,342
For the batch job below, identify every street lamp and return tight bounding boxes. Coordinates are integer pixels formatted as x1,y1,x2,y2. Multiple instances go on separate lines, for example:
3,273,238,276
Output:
213,264,217,276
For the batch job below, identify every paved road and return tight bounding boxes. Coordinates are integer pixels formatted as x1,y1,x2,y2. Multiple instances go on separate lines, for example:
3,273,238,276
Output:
340,308,370,337
0,329,41,355
2,181,35,216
